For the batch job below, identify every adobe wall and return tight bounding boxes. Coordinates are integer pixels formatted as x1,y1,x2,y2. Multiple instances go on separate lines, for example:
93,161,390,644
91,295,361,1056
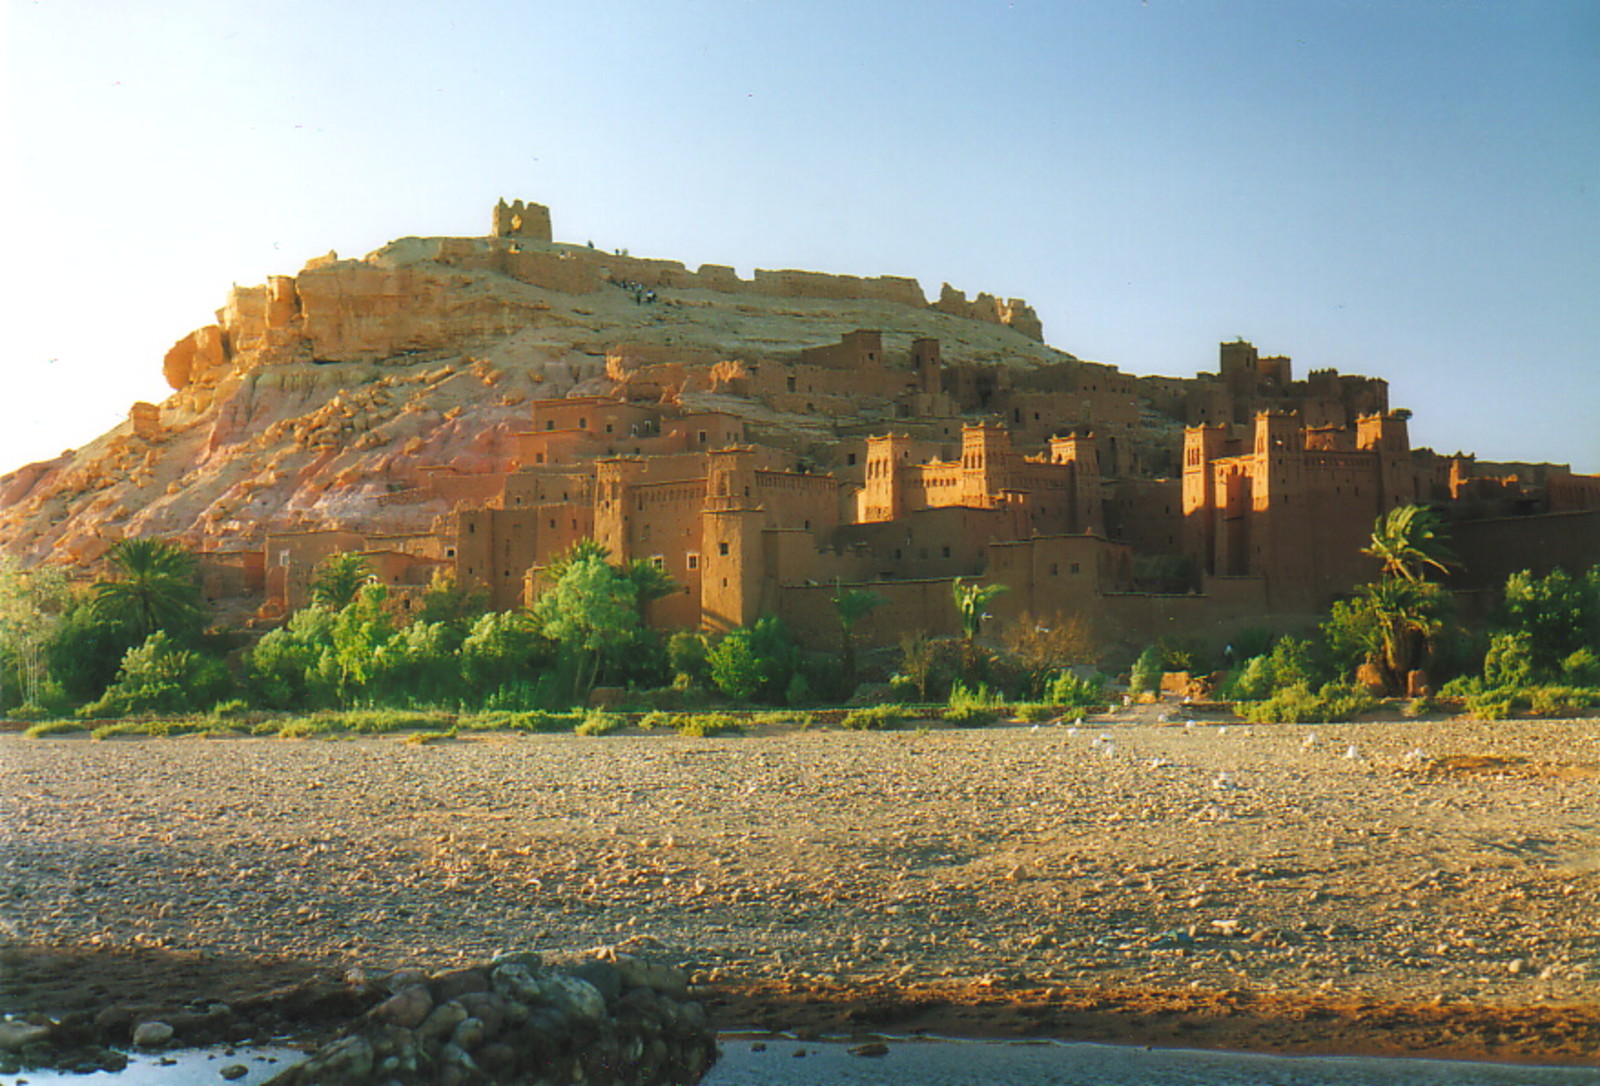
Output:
1447,510,1600,593
262,530,368,612
776,577,961,650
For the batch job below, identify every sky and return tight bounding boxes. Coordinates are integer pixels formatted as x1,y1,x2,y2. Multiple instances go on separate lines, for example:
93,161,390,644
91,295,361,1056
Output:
2,0,1596,478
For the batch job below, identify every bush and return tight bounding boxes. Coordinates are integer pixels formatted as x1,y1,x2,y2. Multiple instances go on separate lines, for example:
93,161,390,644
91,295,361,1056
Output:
210,699,252,720
460,710,577,733
337,708,453,734
277,720,320,739
1226,636,1322,702
1484,632,1536,689
575,710,625,737
89,722,145,740
839,704,906,731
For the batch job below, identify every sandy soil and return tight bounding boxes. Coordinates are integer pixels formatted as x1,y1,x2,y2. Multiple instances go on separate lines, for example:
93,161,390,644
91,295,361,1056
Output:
2,708,1597,1066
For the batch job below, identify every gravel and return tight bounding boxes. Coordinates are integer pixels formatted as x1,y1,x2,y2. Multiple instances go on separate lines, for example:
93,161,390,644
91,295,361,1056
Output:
2,717,1597,1011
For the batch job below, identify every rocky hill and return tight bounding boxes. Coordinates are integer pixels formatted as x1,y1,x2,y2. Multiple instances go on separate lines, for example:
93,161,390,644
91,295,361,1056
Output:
0,203,1079,568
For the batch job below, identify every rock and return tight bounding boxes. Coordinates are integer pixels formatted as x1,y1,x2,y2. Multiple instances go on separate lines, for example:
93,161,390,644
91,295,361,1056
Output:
0,1022,50,1051
219,1064,249,1080
132,1021,175,1047
371,984,432,1029
849,1042,890,1057
415,1001,469,1043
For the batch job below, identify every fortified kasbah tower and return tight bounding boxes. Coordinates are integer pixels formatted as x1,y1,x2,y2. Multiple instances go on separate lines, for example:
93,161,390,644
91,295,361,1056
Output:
3,200,1598,655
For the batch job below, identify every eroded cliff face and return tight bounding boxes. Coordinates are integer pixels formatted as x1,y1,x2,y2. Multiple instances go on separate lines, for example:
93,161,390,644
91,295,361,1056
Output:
1,224,1069,567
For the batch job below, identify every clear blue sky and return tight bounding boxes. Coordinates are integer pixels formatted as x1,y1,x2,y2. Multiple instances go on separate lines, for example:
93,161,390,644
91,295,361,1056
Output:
3,0,1596,476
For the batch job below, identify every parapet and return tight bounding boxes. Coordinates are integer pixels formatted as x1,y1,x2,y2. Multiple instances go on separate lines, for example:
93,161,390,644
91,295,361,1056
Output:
932,284,1043,341
492,198,553,242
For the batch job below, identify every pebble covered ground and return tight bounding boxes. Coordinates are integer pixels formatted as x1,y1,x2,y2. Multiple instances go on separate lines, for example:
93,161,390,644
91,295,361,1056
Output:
2,713,1597,1062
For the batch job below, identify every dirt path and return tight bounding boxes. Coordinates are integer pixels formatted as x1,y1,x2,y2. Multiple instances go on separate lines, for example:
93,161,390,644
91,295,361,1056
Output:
2,714,1597,1064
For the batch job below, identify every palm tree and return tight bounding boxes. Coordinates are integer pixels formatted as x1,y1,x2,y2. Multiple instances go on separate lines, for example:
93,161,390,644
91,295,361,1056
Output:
831,583,885,680
1363,505,1456,584
1360,577,1449,690
952,577,1008,686
952,577,1008,645
310,551,375,610
541,539,612,584
620,558,678,618
91,538,202,641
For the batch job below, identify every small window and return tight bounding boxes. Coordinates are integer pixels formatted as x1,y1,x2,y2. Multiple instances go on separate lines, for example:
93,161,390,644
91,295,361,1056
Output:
579,417,588,429
847,452,857,466
687,553,699,570
1071,562,1080,574
549,519,557,529
719,542,730,556
605,422,614,433
698,430,708,445
545,420,554,430
1050,563,1059,576
651,555,665,570
942,545,951,558
445,548,455,558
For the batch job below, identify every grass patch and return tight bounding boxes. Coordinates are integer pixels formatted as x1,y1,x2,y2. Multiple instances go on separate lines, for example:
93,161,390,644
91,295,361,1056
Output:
22,720,85,739
749,710,814,729
403,727,459,746
460,710,579,734
574,710,625,737
839,704,906,731
942,704,998,728
89,722,147,741
671,712,743,738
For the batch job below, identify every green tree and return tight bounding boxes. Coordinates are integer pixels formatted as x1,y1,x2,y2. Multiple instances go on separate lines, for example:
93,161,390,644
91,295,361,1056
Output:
1362,504,1456,583
91,538,203,643
325,582,399,705
460,610,548,698
246,604,337,709
532,554,640,700
0,558,68,711
310,551,375,610
416,570,491,639
1496,566,1600,679
831,583,885,681
707,628,763,701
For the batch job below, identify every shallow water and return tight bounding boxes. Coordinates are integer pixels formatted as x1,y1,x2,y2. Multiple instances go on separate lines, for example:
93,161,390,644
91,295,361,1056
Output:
705,1037,1600,1085
3,1040,1596,1086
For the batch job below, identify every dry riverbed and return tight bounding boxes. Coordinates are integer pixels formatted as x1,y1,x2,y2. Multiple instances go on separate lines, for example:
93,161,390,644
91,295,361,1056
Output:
2,711,1597,1065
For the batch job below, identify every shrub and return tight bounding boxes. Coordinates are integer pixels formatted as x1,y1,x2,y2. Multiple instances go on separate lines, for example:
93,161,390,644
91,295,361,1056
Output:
1129,646,1162,695
1439,674,1484,698
1484,632,1536,690
1402,695,1441,718
839,704,906,731
636,710,671,731
22,720,84,738
575,710,625,737
1045,670,1106,709
277,720,320,739
948,682,1003,711
210,699,252,719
